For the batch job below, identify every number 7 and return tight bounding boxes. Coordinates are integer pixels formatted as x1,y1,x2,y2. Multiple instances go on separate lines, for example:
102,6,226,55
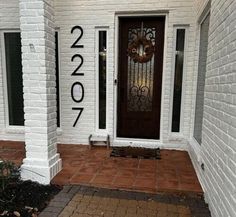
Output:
72,107,84,127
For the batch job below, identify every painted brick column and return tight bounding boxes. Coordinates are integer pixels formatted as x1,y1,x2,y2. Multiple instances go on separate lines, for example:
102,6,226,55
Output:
19,0,62,184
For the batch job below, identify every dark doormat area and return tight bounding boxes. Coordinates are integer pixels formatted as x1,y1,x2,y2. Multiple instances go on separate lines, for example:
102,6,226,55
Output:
110,146,161,159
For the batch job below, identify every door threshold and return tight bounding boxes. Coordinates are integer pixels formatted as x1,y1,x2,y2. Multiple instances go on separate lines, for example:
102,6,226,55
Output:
113,138,161,149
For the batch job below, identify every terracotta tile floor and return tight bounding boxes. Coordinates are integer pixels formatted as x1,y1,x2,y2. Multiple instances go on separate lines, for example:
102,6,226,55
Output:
55,144,203,194
0,140,25,165
0,141,203,194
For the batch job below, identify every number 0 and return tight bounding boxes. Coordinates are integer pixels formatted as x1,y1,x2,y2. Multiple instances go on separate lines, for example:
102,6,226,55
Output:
71,82,84,103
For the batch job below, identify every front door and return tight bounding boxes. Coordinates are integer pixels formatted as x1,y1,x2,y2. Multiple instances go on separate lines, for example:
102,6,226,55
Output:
117,17,165,139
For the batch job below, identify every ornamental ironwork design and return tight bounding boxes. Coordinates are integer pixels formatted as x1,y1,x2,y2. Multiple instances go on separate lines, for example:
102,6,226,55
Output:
127,24,156,112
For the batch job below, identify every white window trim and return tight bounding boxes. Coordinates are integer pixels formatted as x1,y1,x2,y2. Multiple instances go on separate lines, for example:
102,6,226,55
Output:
1,29,62,134
169,25,189,138
190,1,211,140
94,27,109,135
191,10,211,144
0,29,25,133
113,12,169,145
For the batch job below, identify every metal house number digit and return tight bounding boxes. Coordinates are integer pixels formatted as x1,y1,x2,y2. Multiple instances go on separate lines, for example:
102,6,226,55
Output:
71,54,84,76
71,25,84,127
71,26,84,48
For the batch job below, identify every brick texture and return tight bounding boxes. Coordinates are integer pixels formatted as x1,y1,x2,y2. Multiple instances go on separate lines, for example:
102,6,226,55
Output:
54,0,196,147
190,0,236,217
202,0,236,216
0,0,25,141
41,185,210,217
0,0,197,149
19,0,62,184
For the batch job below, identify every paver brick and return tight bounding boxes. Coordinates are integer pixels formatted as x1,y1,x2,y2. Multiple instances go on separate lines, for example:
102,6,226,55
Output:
41,185,211,217
60,206,75,215
61,185,73,193
72,194,83,202
167,204,178,212
58,210,74,217
179,214,191,217
53,196,71,204
126,207,137,214
177,205,191,214
67,200,78,208
39,212,59,217
148,200,159,210
48,201,67,208
126,199,138,208
42,206,63,213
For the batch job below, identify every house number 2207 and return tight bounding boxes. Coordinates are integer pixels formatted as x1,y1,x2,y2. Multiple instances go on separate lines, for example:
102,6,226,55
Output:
71,25,84,127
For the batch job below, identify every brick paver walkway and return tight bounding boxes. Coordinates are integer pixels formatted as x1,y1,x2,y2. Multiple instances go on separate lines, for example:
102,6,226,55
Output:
40,185,211,217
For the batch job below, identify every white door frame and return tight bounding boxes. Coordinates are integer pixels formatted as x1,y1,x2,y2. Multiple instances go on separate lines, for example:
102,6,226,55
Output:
113,12,169,148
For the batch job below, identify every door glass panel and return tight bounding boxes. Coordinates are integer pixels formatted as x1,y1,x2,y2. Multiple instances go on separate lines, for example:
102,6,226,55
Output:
127,24,156,112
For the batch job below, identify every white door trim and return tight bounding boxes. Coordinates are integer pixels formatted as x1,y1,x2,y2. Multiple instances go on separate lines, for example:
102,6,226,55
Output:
113,12,169,147
94,27,109,135
168,25,189,139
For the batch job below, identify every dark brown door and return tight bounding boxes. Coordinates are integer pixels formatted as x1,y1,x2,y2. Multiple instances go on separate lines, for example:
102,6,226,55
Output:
117,17,165,139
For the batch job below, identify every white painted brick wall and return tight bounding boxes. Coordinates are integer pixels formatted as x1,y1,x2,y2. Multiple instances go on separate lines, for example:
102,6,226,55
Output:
189,0,236,216
54,0,196,147
195,0,209,17
0,0,205,150
0,1,20,28
19,0,61,184
203,0,236,214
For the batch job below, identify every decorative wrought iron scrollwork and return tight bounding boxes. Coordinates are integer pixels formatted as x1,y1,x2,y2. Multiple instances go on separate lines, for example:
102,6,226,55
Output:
128,85,152,111
127,24,156,112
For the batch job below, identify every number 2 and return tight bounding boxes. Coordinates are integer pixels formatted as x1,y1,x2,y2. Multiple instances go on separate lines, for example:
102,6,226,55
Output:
71,54,84,76
71,26,84,48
